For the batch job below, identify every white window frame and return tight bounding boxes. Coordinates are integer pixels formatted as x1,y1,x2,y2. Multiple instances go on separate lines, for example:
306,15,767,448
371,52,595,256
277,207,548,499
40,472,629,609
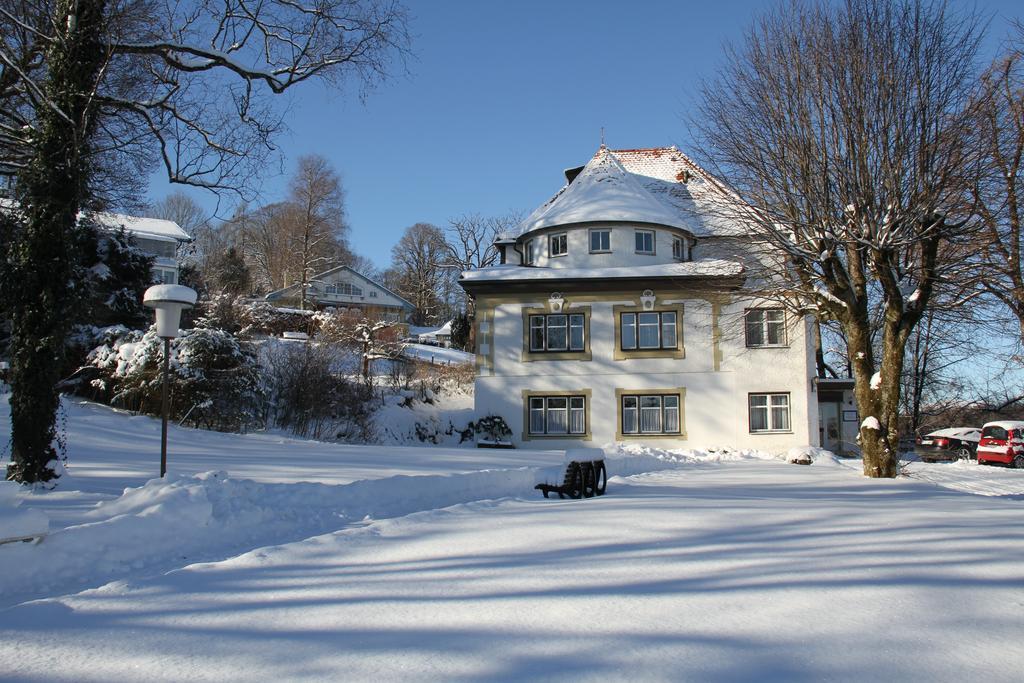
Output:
589,229,611,253
621,394,681,435
529,313,585,352
749,393,791,433
550,232,568,257
620,311,678,350
528,396,586,435
745,308,786,347
525,239,536,265
635,229,655,255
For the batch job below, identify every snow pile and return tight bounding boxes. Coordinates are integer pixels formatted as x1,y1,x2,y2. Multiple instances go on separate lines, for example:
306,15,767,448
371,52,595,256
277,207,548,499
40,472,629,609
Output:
0,482,49,544
373,386,475,445
0,453,674,608
786,446,843,467
861,416,881,431
610,442,778,464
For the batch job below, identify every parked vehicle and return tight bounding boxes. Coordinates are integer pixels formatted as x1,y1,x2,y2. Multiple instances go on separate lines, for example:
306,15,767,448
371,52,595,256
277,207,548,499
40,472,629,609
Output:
976,421,1024,468
914,427,981,462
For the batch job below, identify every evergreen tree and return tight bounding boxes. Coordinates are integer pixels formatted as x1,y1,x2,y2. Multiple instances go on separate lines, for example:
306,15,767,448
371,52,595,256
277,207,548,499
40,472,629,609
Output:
450,312,472,352
211,247,252,296
86,227,154,329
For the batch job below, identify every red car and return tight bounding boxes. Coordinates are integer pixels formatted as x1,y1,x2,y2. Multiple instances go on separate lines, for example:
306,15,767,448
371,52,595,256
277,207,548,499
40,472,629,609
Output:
976,421,1024,468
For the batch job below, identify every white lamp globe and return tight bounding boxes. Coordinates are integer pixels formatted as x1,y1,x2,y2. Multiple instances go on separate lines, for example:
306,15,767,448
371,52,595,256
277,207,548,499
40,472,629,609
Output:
143,284,198,338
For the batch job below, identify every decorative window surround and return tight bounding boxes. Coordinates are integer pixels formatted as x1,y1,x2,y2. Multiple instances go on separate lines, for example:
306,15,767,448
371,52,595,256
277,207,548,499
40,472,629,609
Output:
521,304,592,362
521,389,592,441
612,301,684,360
615,388,687,440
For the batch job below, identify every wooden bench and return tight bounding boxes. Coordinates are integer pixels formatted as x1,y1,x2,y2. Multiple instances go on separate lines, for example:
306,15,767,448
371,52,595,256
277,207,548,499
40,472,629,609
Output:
535,459,607,499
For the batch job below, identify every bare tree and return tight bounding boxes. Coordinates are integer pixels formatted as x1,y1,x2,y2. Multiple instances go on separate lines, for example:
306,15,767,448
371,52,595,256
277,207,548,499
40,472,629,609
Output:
972,25,1024,340
444,211,520,314
695,0,983,477
0,0,409,482
388,223,448,326
286,154,349,309
150,191,208,238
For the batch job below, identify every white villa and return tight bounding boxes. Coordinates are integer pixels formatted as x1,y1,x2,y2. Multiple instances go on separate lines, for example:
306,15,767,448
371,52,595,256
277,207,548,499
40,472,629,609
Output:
459,146,819,453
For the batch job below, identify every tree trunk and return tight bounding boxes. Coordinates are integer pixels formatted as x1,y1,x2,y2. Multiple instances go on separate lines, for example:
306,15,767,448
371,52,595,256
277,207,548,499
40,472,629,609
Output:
846,315,900,478
6,0,106,483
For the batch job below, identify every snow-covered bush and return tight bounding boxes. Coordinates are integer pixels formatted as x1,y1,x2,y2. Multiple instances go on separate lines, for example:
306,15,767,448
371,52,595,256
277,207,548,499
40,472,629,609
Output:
413,417,458,444
242,301,315,337
264,341,374,441
81,326,265,432
192,296,316,339
464,415,512,445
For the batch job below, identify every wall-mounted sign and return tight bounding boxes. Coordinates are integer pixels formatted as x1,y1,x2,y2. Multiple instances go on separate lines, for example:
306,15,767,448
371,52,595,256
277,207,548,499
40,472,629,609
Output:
842,410,859,422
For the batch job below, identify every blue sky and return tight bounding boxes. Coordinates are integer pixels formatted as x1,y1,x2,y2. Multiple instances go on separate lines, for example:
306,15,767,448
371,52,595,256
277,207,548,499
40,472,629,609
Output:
147,0,1023,271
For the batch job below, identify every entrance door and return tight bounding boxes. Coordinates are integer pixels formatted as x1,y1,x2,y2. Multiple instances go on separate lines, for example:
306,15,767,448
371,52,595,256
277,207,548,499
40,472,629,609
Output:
818,402,842,454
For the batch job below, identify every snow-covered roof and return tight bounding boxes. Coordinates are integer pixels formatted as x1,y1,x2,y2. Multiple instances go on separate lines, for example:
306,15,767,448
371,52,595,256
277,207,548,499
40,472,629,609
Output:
89,212,190,242
517,148,693,236
515,146,745,240
0,199,191,242
925,427,981,441
460,259,743,283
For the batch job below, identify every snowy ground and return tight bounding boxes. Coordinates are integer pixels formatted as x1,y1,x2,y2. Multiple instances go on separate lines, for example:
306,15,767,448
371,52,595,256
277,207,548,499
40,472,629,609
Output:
2,397,1024,680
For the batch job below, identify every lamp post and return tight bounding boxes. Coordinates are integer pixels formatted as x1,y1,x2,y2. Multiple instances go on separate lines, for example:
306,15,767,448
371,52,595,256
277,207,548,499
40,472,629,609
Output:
143,284,197,477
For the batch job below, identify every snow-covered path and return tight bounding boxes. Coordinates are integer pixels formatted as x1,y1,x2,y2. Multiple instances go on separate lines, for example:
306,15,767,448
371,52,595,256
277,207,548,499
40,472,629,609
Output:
3,461,1022,682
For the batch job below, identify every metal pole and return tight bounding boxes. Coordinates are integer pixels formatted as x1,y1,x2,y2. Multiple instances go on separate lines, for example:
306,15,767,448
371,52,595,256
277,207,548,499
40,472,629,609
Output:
160,337,170,477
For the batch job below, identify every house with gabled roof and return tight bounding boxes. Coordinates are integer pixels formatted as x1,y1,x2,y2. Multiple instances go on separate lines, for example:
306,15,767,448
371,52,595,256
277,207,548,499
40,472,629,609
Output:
459,146,818,453
265,264,415,323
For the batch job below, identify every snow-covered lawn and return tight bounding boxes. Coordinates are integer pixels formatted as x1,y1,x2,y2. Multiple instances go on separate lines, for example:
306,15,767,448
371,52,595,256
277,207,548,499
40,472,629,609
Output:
400,342,475,366
2,397,1024,680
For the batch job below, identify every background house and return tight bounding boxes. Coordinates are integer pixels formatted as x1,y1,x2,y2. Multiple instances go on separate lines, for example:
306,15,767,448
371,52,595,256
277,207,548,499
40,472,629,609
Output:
92,212,191,284
265,265,415,323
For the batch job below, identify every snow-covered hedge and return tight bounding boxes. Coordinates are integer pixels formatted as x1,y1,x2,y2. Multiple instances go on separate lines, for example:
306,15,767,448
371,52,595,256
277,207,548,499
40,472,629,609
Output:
82,326,264,432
